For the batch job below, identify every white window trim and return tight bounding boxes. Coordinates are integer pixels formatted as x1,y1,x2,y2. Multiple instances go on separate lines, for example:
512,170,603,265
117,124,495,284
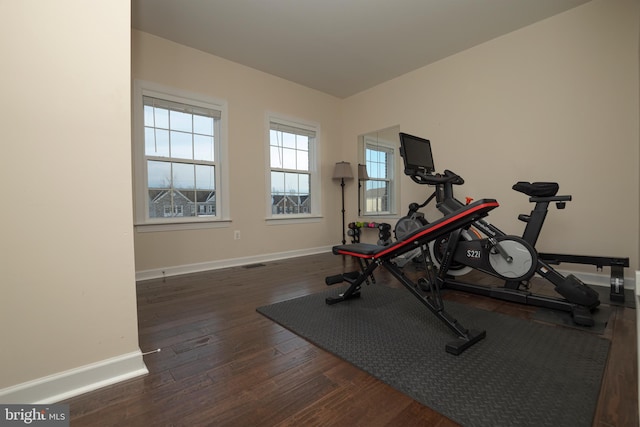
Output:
359,133,401,217
132,80,230,230
264,112,322,223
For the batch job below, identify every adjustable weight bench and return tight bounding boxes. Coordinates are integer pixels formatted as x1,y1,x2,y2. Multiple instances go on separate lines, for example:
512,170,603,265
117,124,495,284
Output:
325,198,499,355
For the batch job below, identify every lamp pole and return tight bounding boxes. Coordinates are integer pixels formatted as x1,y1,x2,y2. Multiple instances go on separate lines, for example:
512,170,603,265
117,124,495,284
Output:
332,161,353,245
340,177,346,244
357,164,368,217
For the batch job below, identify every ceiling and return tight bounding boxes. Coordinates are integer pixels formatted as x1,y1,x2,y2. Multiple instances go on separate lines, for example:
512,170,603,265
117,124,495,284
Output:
131,0,591,98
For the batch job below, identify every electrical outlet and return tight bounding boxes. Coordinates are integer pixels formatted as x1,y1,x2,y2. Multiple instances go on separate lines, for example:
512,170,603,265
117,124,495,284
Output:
234,230,241,240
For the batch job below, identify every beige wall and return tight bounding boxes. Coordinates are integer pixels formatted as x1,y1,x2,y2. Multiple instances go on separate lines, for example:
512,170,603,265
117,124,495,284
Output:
0,1,140,389
343,0,639,274
132,31,344,273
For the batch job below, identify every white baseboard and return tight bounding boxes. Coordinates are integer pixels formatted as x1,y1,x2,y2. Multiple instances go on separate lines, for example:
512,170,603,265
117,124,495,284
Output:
553,267,636,290
554,267,637,289
137,245,635,290
136,245,333,281
0,350,148,404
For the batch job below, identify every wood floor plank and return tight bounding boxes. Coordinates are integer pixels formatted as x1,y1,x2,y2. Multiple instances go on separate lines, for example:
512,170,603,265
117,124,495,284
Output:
593,306,638,427
65,252,638,426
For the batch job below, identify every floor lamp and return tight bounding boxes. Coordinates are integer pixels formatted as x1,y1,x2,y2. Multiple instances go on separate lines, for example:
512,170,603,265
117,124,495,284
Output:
357,163,369,217
332,161,353,244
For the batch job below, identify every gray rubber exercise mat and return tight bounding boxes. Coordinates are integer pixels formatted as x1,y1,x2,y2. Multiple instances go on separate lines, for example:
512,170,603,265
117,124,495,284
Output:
257,284,610,427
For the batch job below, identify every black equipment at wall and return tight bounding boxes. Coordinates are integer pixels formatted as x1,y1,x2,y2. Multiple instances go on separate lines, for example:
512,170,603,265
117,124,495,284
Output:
397,132,630,326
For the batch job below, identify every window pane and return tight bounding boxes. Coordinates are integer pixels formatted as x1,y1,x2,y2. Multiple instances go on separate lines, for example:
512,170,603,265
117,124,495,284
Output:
170,110,192,132
154,130,170,157
194,134,214,161
173,163,195,190
282,148,296,169
195,165,215,217
299,173,310,194
270,146,283,168
147,160,171,188
144,105,155,127
296,150,309,171
154,107,169,129
144,127,156,155
270,130,281,148
285,172,299,193
282,132,296,148
300,174,310,213
297,136,308,151
148,161,172,219
145,128,170,157
171,131,193,159
368,161,377,178
193,114,213,136
365,180,390,213
149,188,171,219
195,165,215,190
271,171,285,194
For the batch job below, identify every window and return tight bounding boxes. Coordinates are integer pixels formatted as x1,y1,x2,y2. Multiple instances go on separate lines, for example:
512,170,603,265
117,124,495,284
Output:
267,115,320,218
360,126,399,216
133,81,228,227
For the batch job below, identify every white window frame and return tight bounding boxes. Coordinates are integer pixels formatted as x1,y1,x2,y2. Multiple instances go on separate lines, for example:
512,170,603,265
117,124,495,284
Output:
133,80,230,231
265,113,322,223
360,133,400,217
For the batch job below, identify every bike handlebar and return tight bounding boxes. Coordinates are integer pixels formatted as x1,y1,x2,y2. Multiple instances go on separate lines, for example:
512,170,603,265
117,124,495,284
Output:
407,168,465,186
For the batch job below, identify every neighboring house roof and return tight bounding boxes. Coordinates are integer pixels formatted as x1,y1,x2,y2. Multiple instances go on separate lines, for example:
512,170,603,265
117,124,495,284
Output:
149,188,215,204
271,194,309,204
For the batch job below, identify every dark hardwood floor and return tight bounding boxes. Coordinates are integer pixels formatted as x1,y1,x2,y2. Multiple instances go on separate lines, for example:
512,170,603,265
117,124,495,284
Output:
66,252,637,426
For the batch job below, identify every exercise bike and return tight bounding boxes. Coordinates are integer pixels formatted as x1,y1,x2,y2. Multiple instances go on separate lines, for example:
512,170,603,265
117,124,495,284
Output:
395,132,618,327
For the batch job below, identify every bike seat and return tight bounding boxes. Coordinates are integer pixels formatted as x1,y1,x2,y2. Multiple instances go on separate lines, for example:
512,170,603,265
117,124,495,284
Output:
512,181,559,197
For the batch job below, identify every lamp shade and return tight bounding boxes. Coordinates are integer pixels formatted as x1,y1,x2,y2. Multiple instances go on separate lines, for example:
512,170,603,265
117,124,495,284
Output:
332,161,353,180
358,164,369,180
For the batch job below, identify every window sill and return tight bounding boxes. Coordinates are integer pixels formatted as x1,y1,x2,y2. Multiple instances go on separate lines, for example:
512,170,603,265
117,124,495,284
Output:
135,219,232,233
265,215,323,225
